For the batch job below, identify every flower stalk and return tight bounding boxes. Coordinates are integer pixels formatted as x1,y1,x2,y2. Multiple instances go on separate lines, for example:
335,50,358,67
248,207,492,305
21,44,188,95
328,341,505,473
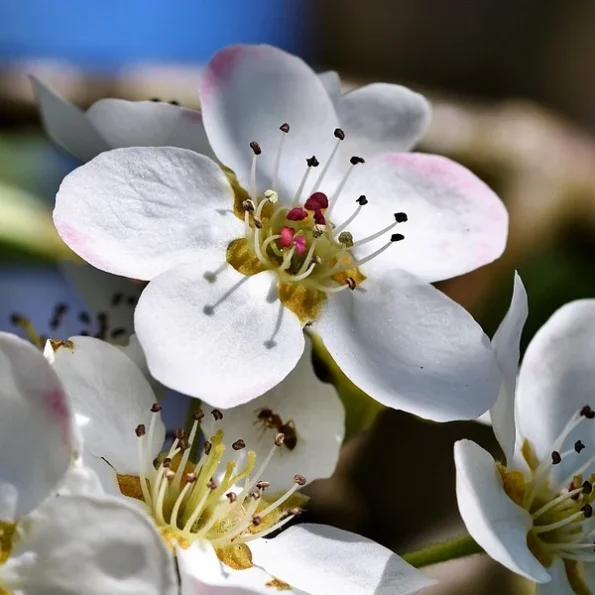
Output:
402,534,484,568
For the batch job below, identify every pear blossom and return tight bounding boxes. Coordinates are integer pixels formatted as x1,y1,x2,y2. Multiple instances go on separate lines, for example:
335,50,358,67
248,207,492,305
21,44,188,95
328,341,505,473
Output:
31,76,214,162
54,43,507,421
0,331,177,594
47,333,433,594
455,285,595,594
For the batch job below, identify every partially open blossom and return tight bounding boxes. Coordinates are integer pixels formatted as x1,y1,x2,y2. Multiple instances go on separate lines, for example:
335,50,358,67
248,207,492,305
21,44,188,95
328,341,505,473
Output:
31,76,214,162
48,333,432,594
0,332,177,595
54,44,507,421
455,281,595,594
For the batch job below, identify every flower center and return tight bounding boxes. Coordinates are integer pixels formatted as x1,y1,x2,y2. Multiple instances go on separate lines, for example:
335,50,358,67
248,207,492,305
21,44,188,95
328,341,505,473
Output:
126,406,306,568
225,125,407,323
500,406,595,595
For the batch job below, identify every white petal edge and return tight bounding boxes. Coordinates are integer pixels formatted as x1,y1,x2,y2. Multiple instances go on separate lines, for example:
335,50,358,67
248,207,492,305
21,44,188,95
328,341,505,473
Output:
200,44,340,200
51,336,164,475
135,258,305,407
516,300,595,474
0,494,177,595
454,439,550,583
316,269,501,422
30,76,110,162
213,335,345,492
250,523,437,595
490,272,528,462
0,332,73,518
54,147,240,280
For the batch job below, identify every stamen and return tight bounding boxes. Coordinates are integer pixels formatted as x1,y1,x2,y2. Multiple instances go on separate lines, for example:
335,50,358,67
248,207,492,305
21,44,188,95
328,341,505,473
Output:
272,124,290,191
532,488,583,520
352,213,408,249
533,510,586,534
325,156,365,218
311,129,345,194
296,237,320,276
292,157,319,206
333,197,367,235
249,141,261,200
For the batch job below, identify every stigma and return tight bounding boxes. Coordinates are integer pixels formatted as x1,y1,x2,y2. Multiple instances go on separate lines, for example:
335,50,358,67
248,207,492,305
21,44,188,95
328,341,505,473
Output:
235,124,408,295
131,406,306,553
500,406,595,592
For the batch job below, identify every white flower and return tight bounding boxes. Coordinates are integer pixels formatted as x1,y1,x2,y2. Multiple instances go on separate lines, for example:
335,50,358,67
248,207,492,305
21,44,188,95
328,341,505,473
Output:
0,332,178,594
455,279,595,594
31,76,214,162
54,43,507,421
48,333,432,594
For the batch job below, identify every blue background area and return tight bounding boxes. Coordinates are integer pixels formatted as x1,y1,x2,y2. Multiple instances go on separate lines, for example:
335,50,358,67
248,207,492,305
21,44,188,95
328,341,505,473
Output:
0,0,308,68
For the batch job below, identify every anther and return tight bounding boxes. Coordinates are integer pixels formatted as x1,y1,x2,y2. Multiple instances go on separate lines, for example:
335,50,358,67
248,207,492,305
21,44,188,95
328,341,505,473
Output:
293,474,307,486
391,233,405,242
357,195,368,206
350,156,365,165
394,212,408,223
204,441,212,455
242,199,255,212
78,311,91,324
581,406,595,419
135,424,146,437
551,451,562,465
582,504,593,518
275,433,285,446
305,192,329,211
583,481,593,495
252,515,262,526
185,473,197,484
346,277,356,290
289,507,302,517
232,439,246,451
575,440,586,453
192,409,205,421
334,128,345,140
207,480,218,490
151,403,162,413
175,429,186,440
165,470,176,481
256,481,270,490
178,438,190,451
211,409,223,421
286,208,308,221
249,141,261,155
251,490,262,500
9,313,24,325
280,123,290,133
150,97,160,102
313,210,326,225
162,458,172,468
306,156,319,167
226,492,237,503
264,189,279,204
338,231,354,247
170,100,180,106
313,224,327,238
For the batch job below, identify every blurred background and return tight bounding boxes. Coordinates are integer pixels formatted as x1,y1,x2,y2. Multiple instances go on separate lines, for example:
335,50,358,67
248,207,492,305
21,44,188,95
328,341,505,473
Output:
4,0,595,592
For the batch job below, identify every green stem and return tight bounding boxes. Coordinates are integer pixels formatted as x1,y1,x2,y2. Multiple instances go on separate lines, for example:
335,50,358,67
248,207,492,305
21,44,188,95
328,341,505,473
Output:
402,535,484,568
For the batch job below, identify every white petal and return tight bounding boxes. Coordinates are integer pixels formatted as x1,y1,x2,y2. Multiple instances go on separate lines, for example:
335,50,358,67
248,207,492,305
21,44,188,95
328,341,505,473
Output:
250,523,436,595
30,76,109,162
178,541,296,594
329,152,508,283
516,300,595,476
135,257,304,407
454,440,550,583
336,83,431,156
490,272,528,462
200,44,340,199
58,460,106,497
54,147,241,280
77,450,121,496
0,332,73,518
316,269,501,422
1,494,177,595
317,71,341,105
86,98,215,156
51,336,164,474
214,336,344,492
535,558,576,595
60,261,143,345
